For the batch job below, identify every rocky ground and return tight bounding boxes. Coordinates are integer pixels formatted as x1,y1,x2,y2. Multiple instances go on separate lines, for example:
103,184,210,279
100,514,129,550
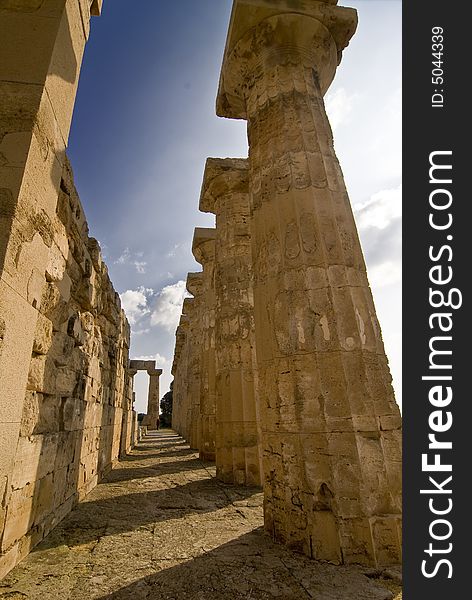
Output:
0,430,401,599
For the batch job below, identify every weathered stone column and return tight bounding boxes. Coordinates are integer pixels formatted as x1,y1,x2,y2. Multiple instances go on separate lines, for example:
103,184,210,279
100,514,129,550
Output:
187,271,215,461
143,368,162,430
171,318,188,436
216,0,401,566
182,297,201,449
200,158,261,484
192,230,217,461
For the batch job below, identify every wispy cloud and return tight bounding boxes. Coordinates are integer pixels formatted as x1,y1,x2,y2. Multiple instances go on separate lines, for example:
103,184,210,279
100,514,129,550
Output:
325,87,359,131
355,184,402,289
115,247,148,274
150,280,190,332
132,352,169,366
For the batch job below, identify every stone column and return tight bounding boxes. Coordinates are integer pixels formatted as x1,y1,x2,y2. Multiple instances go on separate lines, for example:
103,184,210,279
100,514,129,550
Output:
192,230,217,462
216,0,401,566
187,271,215,461
182,297,201,449
0,0,102,575
143,368,162,431
171,319,188,435
200,158,262,484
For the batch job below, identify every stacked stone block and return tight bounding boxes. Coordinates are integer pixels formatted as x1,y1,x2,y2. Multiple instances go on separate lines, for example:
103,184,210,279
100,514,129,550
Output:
1,157,134,577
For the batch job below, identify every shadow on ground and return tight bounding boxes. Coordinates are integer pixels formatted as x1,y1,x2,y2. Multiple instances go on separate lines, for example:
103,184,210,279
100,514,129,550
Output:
0,431,400,600
94,527,398,600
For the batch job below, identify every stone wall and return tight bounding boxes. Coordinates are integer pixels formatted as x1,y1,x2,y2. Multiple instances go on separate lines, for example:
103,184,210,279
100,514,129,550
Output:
0,156,134,576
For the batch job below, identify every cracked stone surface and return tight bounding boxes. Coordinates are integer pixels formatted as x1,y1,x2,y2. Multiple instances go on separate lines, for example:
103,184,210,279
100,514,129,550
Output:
0,431,401,599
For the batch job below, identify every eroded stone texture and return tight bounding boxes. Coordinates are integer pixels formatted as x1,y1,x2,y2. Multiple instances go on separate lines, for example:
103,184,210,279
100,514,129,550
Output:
171,317,190,440
186,271,215,462
0,157,134,578
182,297,202,451
0,1,140,577
0,431,401,600
191,230,217,462
200,158,262,485
216,0,402,566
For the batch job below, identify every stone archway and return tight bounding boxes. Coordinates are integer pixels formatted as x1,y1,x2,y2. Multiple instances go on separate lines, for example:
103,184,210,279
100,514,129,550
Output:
128,360,162,430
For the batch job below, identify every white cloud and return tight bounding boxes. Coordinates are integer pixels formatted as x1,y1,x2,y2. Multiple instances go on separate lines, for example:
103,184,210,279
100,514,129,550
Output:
150,280,190,331
165,242,185,259
355,184,402,231
325,88,358,131
120,287,153,325
115,247,148,274
368,260,402,289
354,184,402,290
132,352,169,366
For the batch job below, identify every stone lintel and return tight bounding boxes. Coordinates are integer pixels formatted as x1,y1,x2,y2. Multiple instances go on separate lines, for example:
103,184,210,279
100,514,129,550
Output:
91,0,103,16
192,227,216,265
186,272,204,297
129,359,156,372
199,157,249,214
216,0,357,118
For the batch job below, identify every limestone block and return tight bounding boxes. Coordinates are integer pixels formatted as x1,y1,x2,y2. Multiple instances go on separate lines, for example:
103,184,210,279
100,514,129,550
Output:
32,313,53,355
27,353,56,394
45,243,67,282
1,485,35,552
54,431,78,470
10,436,42,490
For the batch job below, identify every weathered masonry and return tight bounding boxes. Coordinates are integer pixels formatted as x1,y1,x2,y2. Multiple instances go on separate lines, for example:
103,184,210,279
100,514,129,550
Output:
0,0,153,578
171,0,402,567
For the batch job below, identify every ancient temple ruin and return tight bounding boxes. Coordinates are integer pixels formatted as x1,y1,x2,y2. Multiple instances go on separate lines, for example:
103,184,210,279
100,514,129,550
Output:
0,0,401,584
171,0,402,567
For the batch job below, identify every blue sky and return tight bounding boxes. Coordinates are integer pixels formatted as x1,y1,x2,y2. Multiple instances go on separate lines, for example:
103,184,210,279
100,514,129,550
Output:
68,0,402,413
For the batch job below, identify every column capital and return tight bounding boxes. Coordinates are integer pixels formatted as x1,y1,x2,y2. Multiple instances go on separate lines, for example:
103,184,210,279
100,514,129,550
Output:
216,0,357,119
91,0,103,16
200,157,249,214
192,227,216,265
186,271,204,298
147,368,163,377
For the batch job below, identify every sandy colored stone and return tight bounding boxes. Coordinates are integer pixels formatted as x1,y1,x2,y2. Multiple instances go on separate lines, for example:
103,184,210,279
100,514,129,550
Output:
200,157,262,486
191,230,217,461
213,0,402,566
0,431,400,599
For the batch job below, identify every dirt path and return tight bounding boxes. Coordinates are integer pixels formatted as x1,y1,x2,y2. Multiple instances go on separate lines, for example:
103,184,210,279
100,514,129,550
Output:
0,430,401,599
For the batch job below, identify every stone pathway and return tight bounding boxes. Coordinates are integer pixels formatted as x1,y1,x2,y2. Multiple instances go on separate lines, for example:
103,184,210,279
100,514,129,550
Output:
0,431,401,599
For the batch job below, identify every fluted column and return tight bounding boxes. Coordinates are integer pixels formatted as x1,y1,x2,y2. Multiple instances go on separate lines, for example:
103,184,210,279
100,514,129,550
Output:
171,319,188,435
172,316,189,438
192,229,217,461
216,0,401,566
186,273,205,454
143,368,162,430
182,297,201,449
200,158,262,485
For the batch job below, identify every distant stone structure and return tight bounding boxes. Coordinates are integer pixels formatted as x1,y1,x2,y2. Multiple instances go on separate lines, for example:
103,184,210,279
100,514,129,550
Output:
129,360,162,431
0,0,161,578
171,0,402,567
